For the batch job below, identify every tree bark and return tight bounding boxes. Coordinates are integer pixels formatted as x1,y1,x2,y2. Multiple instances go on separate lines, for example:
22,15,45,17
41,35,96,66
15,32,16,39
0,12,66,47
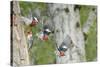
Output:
48,4,86,64
82,9,97,34
11,1,30,66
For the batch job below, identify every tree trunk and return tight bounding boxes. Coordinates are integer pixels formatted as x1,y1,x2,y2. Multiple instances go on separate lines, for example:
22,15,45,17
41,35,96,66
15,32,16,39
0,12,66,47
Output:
11,1,30,66
48,4,86,64
82,9,97,34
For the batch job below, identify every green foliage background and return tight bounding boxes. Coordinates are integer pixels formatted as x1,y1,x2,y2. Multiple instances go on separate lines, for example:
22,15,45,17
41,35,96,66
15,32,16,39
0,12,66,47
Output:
80,5,97,61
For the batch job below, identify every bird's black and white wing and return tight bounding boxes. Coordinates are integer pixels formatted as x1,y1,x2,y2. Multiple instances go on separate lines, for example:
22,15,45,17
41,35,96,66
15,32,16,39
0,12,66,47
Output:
20,16,32,25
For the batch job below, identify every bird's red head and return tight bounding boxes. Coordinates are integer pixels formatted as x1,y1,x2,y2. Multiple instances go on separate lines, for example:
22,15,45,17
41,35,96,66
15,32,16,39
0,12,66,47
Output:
59,51,65,56
30,17,38,26
43,34,48,41
30,20,37,26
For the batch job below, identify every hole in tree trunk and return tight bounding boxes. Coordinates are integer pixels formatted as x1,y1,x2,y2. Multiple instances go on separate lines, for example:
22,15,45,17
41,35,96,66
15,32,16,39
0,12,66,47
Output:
64,8,69,13
76,22,80,28
83,33,88,41
92,8,95,11
74,5,81,11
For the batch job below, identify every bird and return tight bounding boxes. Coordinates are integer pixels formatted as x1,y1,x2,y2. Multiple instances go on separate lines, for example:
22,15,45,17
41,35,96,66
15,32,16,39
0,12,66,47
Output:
30,17,39,26
43,28,51,35
43,25,52,35
59,51,65,56
57,35,72,56
58,43,68,52
42,34,48,41
36,31,49,41
20,16,38,26
42,27,52,41
35,25,52,41
27,31,33,49
58,42,68,56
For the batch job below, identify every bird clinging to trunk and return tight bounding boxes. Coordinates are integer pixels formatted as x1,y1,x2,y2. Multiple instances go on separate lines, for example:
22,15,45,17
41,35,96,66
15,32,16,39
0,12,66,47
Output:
20,16,39,26
27,31,33,49
30,17,39,26
57,35,72,56
36,28,51,41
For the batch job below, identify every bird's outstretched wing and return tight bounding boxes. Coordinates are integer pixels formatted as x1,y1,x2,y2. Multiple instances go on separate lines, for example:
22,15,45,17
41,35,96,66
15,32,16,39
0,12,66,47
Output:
20,16,32,25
